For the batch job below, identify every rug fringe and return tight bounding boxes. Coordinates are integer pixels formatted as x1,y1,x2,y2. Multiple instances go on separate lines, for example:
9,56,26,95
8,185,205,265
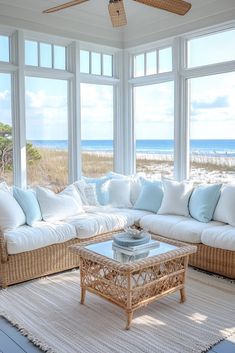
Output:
0,311,55,353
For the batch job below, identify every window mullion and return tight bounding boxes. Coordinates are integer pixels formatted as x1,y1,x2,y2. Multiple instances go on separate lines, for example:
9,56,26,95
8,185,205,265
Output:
12,30,27,188
68,41,82,181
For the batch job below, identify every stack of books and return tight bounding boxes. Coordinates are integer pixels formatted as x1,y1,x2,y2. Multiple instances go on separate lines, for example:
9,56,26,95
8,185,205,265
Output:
112,239,160,263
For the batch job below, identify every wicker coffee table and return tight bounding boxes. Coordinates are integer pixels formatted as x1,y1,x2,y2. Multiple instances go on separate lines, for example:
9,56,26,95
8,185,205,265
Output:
70,233,197,329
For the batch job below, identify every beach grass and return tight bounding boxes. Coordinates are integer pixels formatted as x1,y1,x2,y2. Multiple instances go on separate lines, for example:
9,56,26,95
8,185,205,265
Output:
1,149,235,187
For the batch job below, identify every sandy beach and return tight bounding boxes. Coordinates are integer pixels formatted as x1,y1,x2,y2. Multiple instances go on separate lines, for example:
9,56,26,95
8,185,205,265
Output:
2,149,235,188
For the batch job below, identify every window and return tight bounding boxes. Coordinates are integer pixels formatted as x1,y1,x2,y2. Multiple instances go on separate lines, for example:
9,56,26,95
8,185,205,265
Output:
80,50,113,77
25,77,68,188
189,72,235,184
0,35,10,62
134,54,145,77
146,51,157,76
159,47,172,73
134,81,174,178
81,83,114,177
187,28,235,68
54,45,66,70
133,47,172,78
80,50,90,74
40,42,52,68
25,40,38,66
25,40,66,70
103,54,113,76
0,73,13,184
91,52,101,75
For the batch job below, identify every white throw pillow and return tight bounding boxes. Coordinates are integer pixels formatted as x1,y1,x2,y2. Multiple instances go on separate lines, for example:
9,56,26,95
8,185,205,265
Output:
36,185,83,222
158,179,193,216
106,172,143,205
73,180,89,205
74,180,99,206
0,189,26,231
213,185,235,226
107,179,132,208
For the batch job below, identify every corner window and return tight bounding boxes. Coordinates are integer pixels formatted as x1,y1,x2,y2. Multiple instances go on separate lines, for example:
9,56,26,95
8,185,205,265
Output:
25,77,68,188
134,81,174,178
189,72,235,184
81,83,114,177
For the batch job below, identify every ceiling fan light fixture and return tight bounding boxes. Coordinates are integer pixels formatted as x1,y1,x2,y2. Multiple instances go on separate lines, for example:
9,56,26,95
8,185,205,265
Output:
108,0,127,27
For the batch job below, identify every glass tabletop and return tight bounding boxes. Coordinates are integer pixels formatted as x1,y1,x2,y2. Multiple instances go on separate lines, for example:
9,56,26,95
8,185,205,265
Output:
85,238,178,264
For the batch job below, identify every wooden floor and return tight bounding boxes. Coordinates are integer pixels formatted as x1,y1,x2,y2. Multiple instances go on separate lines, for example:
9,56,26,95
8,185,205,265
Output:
0,316,235,353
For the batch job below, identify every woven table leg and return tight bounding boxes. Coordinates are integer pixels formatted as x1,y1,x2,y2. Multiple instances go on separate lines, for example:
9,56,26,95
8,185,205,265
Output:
125,272,133,330
79,258,86,305
180,255,189,303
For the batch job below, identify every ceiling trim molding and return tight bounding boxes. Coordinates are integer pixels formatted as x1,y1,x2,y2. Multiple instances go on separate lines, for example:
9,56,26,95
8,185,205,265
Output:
124,8,235,48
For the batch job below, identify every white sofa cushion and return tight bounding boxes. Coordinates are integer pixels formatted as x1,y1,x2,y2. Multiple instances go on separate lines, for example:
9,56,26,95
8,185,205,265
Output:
213,185,235,226
0,189,26,231
36,185,83,222
139,214,223,243
5,221,76,254
201,225,235,251
66,207,151,238
158,179,193,217
85,206,151,220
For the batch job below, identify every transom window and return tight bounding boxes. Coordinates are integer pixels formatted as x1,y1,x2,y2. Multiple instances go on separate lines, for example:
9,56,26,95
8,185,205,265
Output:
0,35,10,62
133,47,172,78
25,40,66,70
187,28,235,68
80,50,113,77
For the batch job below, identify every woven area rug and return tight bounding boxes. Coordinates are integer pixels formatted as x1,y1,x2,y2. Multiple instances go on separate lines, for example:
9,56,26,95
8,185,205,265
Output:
0,269,234,353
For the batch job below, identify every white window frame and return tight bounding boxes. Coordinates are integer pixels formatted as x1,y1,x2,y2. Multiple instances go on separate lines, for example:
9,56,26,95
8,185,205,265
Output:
1,20,235,187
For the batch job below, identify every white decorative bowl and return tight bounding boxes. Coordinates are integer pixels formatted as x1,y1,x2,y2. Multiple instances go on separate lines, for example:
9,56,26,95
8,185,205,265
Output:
124,227,148,239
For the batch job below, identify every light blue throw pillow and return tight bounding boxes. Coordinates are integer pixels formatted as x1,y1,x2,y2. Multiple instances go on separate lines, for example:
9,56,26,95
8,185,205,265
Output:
189,184,222,223
133,180,163,213
13,187,42,226
82,176,111,205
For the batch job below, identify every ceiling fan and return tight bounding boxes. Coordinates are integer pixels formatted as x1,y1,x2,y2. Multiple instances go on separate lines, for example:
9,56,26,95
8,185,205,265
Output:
43,0,192,28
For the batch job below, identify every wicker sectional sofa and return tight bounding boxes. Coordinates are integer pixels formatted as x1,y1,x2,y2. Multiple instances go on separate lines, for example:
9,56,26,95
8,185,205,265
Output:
0,177,235,287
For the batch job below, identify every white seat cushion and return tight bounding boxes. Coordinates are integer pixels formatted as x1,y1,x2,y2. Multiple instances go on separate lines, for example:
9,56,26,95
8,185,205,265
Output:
5,221,76,254
66,207,151,238
201,225,235,251
140,214,223,243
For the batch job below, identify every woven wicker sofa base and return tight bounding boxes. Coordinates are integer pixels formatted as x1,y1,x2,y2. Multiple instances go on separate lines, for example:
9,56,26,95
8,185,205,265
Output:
0,233,110,288
188,242,235,279
1,234,234,287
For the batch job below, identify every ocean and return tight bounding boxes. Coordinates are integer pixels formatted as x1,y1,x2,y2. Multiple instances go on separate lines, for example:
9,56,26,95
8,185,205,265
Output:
29,139,235,157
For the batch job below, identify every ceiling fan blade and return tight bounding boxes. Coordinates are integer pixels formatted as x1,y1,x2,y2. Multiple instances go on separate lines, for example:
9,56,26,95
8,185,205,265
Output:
43,0,89,14
108,0,127,27
134,0,191,16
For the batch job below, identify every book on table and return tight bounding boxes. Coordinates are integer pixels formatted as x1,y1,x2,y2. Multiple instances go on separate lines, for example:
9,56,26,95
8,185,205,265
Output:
112,239,160,256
